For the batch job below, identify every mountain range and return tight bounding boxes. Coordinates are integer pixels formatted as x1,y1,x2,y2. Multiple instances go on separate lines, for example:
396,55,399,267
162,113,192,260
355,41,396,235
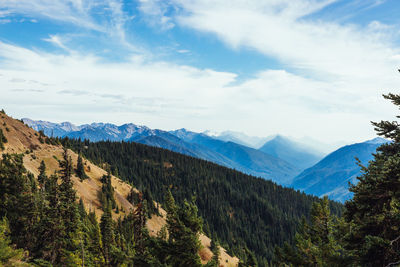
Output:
23,119,324,185
22,118,386,202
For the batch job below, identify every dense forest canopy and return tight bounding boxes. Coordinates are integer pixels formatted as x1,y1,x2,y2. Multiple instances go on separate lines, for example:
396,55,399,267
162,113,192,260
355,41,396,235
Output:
0,149,221,266
63,136,343,265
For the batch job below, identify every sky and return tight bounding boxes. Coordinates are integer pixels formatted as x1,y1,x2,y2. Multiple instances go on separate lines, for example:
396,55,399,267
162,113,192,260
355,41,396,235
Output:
1,0,400,144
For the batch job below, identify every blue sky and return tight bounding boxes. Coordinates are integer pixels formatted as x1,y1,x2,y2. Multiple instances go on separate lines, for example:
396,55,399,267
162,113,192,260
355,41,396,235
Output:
1,0,400,145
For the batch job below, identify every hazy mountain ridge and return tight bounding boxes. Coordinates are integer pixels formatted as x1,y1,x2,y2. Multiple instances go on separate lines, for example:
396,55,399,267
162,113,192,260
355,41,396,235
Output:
259,135,323,171
291,137,388,202
203,130,270,148
170,128,300,184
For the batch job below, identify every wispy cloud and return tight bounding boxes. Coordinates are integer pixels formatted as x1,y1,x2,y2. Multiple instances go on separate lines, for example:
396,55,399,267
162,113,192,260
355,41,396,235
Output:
138,0,175,30
43,35,71,52
165,0,400,81
0,0,137,50
0,0,102,30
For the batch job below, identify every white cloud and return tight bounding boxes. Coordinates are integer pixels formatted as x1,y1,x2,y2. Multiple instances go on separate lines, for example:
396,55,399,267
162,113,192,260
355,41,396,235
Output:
0,41,398,144
0,0,136,50
168,0,400,81
1,0,400,144
43,35,71,52
0,0,101,30
138,0,175,30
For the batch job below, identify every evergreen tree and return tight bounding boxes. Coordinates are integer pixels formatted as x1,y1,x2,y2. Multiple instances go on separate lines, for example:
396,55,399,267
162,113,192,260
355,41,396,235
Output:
345,93,400,266
206,235,220,267
35,173,65,264
57,148,82,265
99,171,116,210
0,217,25,266
238,247,258,267
0,154,38,252
164,190,203,267
76,154,88,181
100,204,115,265
274,196,346,266
37,160,47,188
0,128,7,151
87,210,105,265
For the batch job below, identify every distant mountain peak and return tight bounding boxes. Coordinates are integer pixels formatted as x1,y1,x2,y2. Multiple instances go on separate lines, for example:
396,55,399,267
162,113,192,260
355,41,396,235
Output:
259,135,323,173
269,134,288,142
365,137,388,144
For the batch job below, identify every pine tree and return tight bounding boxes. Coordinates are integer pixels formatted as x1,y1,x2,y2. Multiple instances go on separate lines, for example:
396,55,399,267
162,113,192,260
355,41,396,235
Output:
239,247,258,267
100,204,115,266
35,173,65,264
274,196,346,266
99,171,116,210
87,210,105,265
57,148,82,265
0,217,25,265
164,191,203,267
206,235,220,267
0,154,39,252
0,128,7,151
76,154,88,181
37,160,48,188
344,93,400,266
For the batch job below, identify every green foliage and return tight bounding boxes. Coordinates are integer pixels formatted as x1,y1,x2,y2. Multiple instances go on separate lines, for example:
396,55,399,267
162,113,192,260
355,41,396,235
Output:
205,235,220,267
100,205,115,265
274,93,400,267
344,93,400,266
0,128,7,151
238,247,258,267
0,150,227,266
0,153,38,252
0,217,25,265
64,137,343,264
164,190,203,267
37,160,47,187
274,196,348,266
76,154,88,181
128,188,159,218
99,171,116,210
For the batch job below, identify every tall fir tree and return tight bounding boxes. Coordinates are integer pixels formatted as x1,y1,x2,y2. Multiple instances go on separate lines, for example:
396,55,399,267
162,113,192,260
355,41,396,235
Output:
37,160,47,188
76,154,88,181
274,196,346,266
99,171,116,210
345,93,400,266
100,203,115,266
205,235,220,267
0,217,25,265
0,128,7,151
57,148,82,265
164,190,203,267
0,154,39,252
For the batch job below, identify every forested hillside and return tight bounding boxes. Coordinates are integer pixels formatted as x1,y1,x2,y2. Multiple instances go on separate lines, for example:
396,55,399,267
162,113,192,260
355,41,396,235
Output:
64,137,343,265
0,111,238,266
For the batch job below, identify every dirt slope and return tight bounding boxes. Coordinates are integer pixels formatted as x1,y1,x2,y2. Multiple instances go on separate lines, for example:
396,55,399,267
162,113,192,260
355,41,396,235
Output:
0,112,239,266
